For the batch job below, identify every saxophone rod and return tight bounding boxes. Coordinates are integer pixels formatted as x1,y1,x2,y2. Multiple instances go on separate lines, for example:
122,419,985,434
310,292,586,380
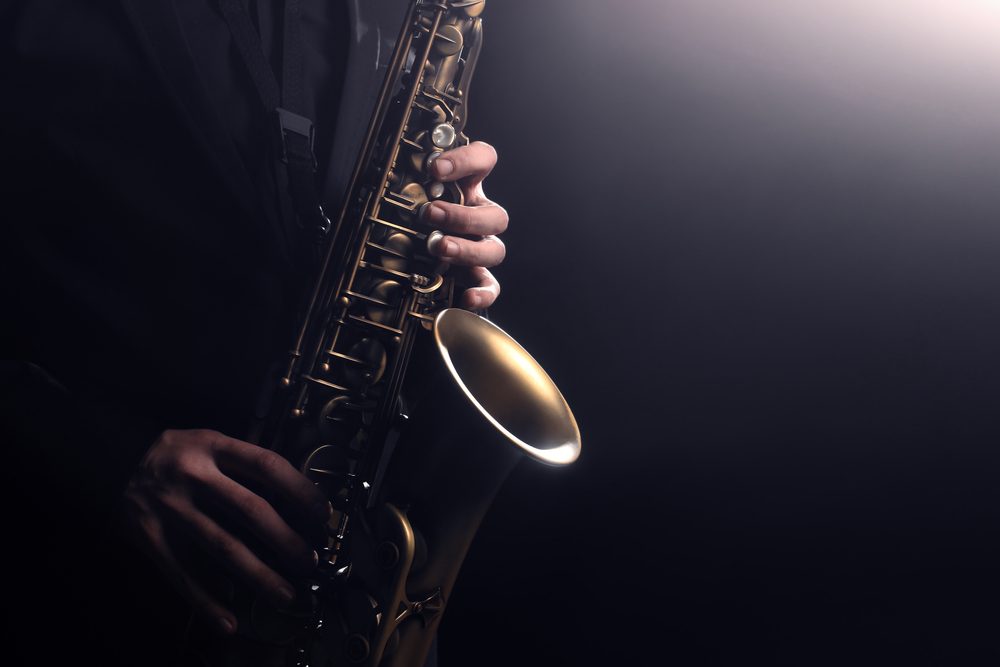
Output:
283,0,433,376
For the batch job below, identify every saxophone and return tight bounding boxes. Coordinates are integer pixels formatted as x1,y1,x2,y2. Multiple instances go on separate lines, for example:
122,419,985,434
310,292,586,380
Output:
201,2,580,665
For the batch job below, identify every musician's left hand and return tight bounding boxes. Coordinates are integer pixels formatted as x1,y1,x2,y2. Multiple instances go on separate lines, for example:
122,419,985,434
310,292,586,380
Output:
422,141,507,311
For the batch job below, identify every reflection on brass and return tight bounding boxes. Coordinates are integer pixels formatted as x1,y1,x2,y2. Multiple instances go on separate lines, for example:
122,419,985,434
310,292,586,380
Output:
434,309,579,464
364,280,404,324
433,25,464,57
225,2,580,666
394,182,428,222
377,233,413,273
341,338,387,388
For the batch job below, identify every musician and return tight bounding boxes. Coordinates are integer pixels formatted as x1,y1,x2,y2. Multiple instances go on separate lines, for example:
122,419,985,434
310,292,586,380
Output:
1,0,504,662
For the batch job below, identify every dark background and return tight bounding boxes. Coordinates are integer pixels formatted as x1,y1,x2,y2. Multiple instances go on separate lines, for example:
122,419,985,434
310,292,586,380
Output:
442,1,1000,664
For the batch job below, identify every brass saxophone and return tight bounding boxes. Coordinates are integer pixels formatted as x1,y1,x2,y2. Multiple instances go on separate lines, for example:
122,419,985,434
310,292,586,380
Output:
211,2,580,665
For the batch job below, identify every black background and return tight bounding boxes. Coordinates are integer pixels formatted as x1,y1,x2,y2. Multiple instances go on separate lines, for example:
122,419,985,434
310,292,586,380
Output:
442,1,1000,664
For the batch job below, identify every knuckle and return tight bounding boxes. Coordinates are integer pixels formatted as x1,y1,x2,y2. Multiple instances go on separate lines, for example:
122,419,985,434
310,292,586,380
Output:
151,457,192,492
188,428,217,447
155,430,215,483
157,429,179,447
253,448,284,476
237,493,264,523
171,457,214,491
168,456,198,482
207,530,238,561
473,140,497,163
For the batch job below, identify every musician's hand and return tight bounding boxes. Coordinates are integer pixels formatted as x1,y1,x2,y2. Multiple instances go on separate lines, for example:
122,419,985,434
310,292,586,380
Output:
119,429,332,635
422,141,507,311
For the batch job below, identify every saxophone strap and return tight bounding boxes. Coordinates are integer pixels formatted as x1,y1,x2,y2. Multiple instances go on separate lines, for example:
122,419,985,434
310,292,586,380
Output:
217,0,330,246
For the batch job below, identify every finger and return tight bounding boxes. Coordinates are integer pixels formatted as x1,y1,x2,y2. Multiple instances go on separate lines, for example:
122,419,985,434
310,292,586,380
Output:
460,266,500,310
421,199,508,237
165,492,298,611
210,434,332,525
139,518,238,635
429,233,505,268
429,141,497,192
207,472,319,575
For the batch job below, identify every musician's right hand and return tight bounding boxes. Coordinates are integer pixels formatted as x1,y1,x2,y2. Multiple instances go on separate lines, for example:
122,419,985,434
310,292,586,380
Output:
422,141,507,310
119,429,333,634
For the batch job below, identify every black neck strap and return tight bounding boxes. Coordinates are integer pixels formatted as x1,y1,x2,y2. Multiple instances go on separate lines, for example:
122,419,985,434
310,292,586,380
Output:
217,0,330,245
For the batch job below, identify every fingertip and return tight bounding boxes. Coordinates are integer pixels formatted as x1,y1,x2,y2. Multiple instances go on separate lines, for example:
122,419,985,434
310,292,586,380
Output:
312,501,333,524
218,616,236,635
300,549,320,573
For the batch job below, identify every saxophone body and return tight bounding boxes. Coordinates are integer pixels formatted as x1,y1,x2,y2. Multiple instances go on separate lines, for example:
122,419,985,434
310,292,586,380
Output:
210,2,581,665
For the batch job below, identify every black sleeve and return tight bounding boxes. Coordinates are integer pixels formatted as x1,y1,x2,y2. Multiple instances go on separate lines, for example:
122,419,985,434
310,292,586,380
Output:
0,360,162,563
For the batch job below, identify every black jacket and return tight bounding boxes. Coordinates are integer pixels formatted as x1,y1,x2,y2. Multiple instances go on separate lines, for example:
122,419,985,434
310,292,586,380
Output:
0,0,410,660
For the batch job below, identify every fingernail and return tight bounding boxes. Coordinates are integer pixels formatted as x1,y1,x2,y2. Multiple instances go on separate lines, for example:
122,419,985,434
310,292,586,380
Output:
277,585,295,607
301,550,319,572
312,501,332,523
441,240,458,258
219,617,233,634
425,203,446,224
435,159,454,177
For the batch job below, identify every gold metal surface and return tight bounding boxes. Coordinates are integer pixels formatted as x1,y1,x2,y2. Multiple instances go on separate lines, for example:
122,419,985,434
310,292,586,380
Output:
221,2,581,665
435,308,580,465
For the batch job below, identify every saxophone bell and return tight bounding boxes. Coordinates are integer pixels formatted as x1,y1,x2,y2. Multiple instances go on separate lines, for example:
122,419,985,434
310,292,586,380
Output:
318,308,580,666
